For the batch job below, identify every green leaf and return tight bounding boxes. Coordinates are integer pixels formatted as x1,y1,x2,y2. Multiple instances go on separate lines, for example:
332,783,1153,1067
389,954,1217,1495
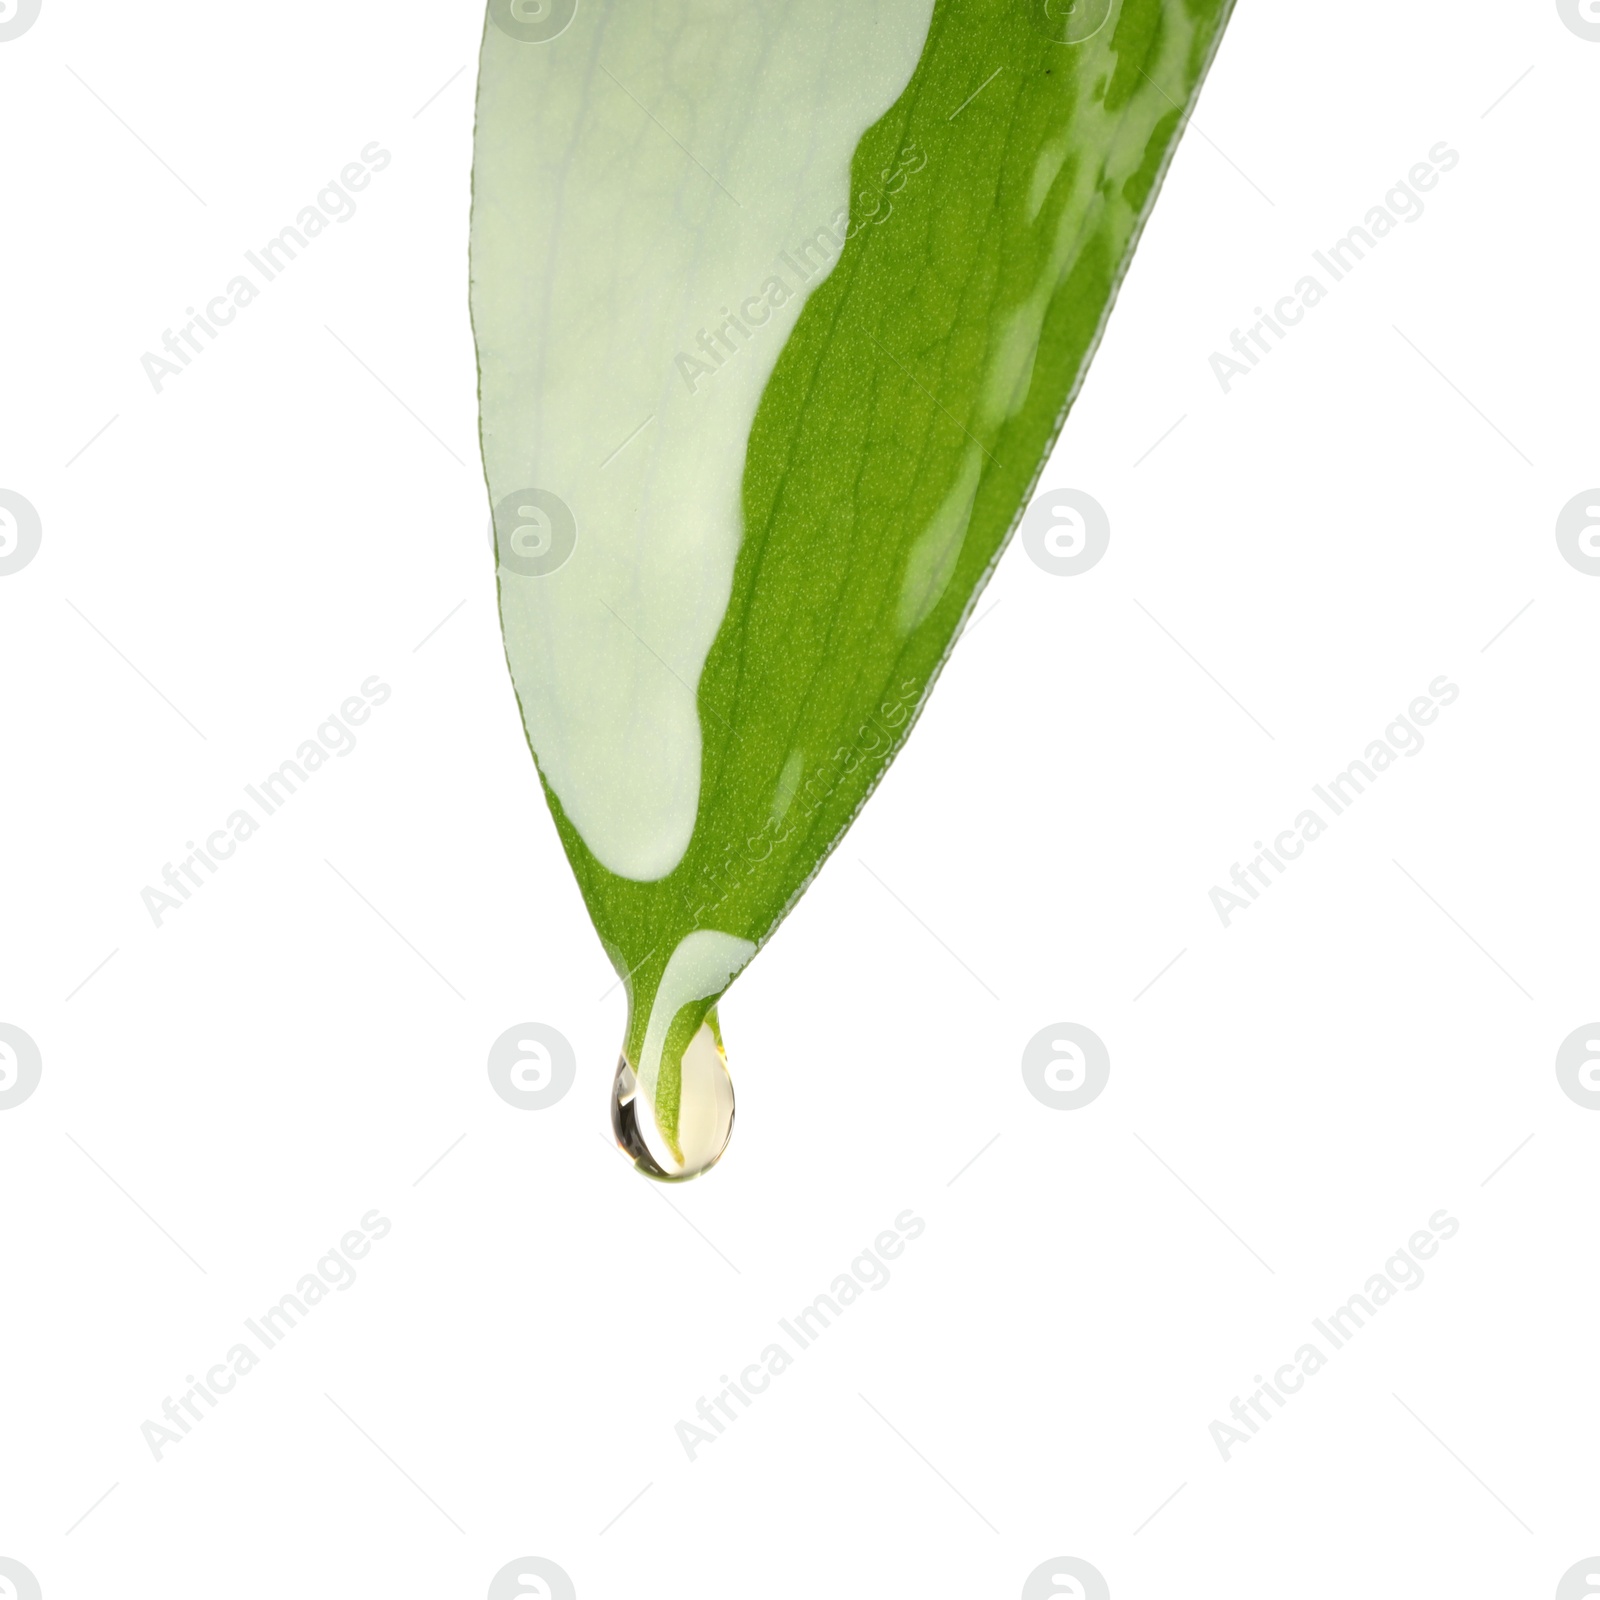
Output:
471,0,1234,1174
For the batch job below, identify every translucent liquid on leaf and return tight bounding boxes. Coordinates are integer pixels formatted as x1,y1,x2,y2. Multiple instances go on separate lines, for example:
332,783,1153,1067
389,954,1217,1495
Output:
611,1021,734,1182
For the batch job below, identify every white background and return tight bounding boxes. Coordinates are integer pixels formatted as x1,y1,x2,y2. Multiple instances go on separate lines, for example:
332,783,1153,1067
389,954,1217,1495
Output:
2,3,1598,1597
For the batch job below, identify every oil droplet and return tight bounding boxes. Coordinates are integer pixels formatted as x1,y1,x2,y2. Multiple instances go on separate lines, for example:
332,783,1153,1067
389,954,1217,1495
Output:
611,1021,734,1182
